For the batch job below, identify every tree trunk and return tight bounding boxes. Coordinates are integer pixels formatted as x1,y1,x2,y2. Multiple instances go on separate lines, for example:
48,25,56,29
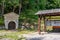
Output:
13,6,16,12
0,4,2,17
19,0,22,15
1,0,5,18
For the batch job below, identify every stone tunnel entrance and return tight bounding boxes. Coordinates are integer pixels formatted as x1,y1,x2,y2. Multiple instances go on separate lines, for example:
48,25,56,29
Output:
4,12,19,29
8,21,16,30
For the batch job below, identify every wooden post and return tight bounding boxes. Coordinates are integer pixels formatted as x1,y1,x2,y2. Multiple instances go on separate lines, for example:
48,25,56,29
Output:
38,15,41,34
43,16,46,32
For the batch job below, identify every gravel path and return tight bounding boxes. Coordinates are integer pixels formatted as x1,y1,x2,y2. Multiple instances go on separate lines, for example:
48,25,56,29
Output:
22,32,60,40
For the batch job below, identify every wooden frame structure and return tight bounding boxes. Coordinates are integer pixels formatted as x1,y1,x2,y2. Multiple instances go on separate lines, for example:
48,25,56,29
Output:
36,9,60,34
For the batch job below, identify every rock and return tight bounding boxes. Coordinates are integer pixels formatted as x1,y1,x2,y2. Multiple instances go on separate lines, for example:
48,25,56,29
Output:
41,32,47,35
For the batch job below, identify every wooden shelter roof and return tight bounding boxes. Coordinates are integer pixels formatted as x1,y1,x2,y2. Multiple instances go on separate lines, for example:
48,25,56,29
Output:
36,9,60,16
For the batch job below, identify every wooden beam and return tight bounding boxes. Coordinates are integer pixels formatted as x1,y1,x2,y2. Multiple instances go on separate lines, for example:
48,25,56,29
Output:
38,15,41,34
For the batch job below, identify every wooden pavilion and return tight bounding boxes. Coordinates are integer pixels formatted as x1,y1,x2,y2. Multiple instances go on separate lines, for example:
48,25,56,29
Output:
36,9,60,34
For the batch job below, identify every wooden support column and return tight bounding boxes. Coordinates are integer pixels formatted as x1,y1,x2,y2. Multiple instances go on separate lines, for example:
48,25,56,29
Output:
38,15,41,34
43,16,46,32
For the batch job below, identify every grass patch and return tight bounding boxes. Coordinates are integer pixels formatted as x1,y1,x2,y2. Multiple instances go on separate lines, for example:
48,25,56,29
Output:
0,30,34,40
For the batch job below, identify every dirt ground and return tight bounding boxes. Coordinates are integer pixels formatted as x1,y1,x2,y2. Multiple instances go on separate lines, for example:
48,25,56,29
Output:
0,30,60,40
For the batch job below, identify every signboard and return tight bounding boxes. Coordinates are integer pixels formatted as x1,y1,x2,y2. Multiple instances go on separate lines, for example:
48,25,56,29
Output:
46,20,60,26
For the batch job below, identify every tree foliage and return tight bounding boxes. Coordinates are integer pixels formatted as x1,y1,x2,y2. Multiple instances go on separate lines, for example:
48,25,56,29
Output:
0,0,60,25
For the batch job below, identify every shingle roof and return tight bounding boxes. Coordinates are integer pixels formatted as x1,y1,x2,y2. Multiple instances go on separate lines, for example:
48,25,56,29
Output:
4,12,19,16
36,9,60,15
4,12,19,20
